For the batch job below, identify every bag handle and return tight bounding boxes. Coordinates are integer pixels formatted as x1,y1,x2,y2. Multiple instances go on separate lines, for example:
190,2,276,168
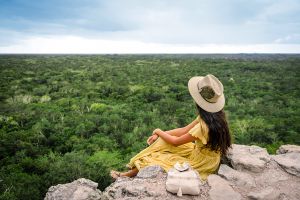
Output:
174,161,190,172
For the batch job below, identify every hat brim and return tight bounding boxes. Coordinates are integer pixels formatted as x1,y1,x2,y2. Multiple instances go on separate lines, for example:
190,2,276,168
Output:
188,76,225,113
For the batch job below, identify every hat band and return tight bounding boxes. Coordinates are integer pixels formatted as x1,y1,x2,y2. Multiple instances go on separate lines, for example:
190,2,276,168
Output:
197,85,219,103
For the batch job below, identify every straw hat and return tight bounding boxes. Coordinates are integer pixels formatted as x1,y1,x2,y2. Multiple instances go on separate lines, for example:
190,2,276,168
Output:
188,74,225,113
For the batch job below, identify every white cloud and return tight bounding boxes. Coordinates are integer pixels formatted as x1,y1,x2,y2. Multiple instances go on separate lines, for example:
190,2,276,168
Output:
274,34,300,43
0,35,299,53
0,0,299,52
256,0,300,22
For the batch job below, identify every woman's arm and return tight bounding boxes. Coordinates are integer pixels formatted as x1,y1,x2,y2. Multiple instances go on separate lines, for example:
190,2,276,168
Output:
153,128,198,147
164,128,185,137
165,118,199,137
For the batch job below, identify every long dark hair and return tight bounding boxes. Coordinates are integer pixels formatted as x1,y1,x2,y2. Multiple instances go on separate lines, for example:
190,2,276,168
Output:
195,102,232,156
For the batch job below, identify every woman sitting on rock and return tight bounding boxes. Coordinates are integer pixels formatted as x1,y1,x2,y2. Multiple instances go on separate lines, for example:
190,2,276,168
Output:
110,74,232,181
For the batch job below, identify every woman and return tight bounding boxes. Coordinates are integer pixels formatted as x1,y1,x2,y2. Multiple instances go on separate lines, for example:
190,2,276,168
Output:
110,74,232,181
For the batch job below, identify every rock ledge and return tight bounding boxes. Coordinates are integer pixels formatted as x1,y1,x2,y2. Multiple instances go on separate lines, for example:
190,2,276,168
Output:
45,144,300,200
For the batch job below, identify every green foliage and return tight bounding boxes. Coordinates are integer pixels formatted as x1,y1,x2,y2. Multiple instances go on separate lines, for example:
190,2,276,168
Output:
264,141,285,155
0,165,42,200
0,54,299,199
86,150,123,190
90,103,108,113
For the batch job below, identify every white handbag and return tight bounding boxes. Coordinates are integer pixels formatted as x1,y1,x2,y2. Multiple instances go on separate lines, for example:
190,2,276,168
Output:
165,162,202,196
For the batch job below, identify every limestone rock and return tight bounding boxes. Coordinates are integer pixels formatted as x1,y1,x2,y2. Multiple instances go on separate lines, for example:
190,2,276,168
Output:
276,144,300,154
254,160,289,185
44,178,102,200
226,144,270,173
102,165,210,200
247,186,280,200
136,165,164,178
218,164,256,188
207,174,242,200
45,144,300,200
271,152,300,177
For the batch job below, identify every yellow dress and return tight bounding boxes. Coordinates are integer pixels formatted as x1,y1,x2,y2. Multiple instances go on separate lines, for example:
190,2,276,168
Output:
126,115,221,181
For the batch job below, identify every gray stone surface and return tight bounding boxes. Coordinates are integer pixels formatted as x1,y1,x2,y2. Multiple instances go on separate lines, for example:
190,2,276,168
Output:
207,174,241,200
45,144,300,200
218,164,256,188
271,152,300,177
247,186,280,200
136,165,165,178
276,144,300,154
226,144,270,173
44,178,102,200
102,166,210,200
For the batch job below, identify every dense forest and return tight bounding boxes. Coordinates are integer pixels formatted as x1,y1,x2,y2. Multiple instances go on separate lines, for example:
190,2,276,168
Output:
0,54,299,199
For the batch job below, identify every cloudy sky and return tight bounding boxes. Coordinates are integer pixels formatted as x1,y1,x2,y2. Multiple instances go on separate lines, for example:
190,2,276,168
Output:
0,0,299,53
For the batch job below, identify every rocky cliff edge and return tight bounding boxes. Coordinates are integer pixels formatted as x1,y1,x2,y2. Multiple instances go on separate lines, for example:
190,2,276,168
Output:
44,144,300,200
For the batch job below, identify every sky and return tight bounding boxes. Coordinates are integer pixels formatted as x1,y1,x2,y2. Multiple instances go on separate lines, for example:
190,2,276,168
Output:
0,0,299,53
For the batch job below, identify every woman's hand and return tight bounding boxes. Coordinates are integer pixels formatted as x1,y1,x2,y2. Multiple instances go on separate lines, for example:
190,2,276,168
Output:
147,128,162,145
152,128,162,135
147,134,158,145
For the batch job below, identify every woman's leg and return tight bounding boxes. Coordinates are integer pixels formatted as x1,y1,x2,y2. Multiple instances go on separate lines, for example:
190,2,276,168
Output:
121,167,139,177
110,167,139,179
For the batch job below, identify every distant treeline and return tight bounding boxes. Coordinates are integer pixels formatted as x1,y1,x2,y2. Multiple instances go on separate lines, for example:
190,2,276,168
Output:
0,55,299,199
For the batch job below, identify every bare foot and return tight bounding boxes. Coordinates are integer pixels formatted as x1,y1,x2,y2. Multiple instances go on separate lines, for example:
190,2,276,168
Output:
110,170,122,180
126,164,132,169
